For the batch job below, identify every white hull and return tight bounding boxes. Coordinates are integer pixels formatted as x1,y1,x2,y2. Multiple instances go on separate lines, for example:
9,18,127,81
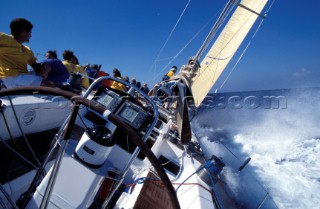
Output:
0,86,229,209
0,1,274,208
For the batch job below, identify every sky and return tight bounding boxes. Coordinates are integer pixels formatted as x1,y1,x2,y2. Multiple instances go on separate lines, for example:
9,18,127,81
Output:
1,0,320,93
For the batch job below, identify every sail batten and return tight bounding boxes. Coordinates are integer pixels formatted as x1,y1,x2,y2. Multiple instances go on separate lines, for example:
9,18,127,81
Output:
189,0,268,107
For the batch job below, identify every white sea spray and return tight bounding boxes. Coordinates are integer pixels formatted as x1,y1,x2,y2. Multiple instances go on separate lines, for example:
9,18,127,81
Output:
192,88,320,209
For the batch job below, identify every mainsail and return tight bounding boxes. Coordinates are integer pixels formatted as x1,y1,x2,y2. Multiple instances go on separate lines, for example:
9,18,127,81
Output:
190,0,268,107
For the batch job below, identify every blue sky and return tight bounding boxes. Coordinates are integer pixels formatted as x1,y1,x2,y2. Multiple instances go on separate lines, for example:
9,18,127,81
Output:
1,0,319,92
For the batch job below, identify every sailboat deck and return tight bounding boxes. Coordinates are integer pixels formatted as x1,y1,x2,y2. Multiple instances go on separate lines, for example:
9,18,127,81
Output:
0,125,85,184
133,172,174,209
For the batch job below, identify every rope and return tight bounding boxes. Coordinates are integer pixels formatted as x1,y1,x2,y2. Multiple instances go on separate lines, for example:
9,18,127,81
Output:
175,159,210,193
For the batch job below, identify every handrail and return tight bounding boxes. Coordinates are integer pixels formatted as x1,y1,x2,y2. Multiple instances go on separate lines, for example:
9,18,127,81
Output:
0,87,179,209
2,80,160,207
85,76,160,208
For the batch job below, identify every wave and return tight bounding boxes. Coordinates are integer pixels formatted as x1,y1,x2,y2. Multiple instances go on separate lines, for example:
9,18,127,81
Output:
192,87,320,209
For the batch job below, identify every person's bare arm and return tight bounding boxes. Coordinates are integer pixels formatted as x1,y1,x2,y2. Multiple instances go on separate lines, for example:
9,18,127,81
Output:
31,62,51,79
30,62,55,87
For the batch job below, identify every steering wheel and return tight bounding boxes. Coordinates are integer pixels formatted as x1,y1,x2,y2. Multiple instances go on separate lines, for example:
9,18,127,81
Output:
0,86,180,209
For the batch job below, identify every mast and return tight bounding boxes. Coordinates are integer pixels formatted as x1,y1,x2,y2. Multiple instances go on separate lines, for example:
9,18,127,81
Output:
181,0,268,107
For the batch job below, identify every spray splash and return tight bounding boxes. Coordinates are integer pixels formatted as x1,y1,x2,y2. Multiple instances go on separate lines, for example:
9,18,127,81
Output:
193,87,320,209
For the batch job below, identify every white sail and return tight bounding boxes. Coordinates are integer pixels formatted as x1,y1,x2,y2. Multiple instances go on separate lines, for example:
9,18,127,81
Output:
190,0,268,107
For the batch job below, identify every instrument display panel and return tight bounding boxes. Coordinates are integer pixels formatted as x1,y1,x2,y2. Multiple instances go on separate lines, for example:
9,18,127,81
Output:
95,89,122,112
117,102,148,130
89,87,150,130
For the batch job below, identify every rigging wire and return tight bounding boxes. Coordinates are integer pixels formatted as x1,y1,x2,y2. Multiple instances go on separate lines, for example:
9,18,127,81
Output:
0,128,38,170
265,0,276,14
7,96,41,166
195,0,237,61
148,0,192,83
217,0,276,92
218,18,265,91
1,101,20,148
155,0,192,63
153,27,206,80
147,5,225,84
0,183,19,209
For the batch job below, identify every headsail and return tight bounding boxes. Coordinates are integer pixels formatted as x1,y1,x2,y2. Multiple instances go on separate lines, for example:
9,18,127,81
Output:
188,0,268,107
149,0,269,143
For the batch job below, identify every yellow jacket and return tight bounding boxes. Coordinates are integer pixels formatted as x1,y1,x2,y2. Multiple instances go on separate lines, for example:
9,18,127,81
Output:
110,77,126,92
167,70,175,78
62,60,89,88
0,33,37,78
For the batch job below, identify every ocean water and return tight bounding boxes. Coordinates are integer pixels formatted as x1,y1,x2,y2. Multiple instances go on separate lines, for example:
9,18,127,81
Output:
192,87,320,209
